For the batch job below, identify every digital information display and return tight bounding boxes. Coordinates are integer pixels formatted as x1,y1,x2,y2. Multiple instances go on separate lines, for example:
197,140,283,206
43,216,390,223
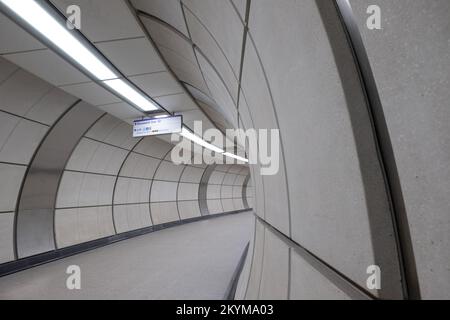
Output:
133,115,182,137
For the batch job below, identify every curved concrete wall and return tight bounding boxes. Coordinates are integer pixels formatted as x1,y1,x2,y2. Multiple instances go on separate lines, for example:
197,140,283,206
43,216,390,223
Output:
1,0,448,300
134,0,449,300
0,56,251,265
348,0,450,299
0,58,78,262
235,0,449,300
160,0,400,300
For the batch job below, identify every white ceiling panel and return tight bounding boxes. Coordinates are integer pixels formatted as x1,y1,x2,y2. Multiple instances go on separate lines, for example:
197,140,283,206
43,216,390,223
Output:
181,109,216,133
3,49,90,86
129,72,183,98
50,0,144,42
158,46,211,95
183,0,244,74
95,37,166,76
97,102,145,121
184,9,239,104
155,93,197,113
141,18,196,64
60,81,121,106
0,57,18,83
0,13,46,54
131,0,190,36
196,51,238,128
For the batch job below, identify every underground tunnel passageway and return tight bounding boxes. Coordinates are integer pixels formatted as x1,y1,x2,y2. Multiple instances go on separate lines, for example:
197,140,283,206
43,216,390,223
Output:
0,212,252,300
0,0,449,302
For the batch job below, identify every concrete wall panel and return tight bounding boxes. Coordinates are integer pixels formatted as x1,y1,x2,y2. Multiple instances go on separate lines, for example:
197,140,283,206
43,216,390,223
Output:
221,199,235,213
150,202,179,225
259,228,289,300
0,212,14,264
0,164,26,212
134,137,173,159
113,204,152,233
0,69,52,117
180,166,205,183
151,181,178,202
177,201,201,220
0,56,251,267
120,153,160,180
132,0,190,36
349,0,450,299
244,219,264,299
55,206,114,248
154,161,184,182
207,199,223,215
178,183,199,201
114,178,151,205
290,249,351,300
243,0,403,298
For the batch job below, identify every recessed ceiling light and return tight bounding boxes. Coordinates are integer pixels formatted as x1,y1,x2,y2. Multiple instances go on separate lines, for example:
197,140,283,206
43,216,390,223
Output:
180,127,224,154
223,152,249,163
0,0,247,157
0,0,116,81
103,79,158,111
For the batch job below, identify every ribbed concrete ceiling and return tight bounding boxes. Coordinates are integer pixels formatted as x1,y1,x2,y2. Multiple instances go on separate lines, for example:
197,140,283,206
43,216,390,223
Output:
0,0,242,151
131,0,245,134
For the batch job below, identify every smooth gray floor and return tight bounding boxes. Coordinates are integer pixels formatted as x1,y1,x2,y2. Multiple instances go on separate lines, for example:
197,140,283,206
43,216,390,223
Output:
0,212,253,300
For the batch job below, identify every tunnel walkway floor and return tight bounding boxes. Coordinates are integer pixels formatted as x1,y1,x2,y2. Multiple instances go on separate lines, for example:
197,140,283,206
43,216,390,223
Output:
0,212,253,300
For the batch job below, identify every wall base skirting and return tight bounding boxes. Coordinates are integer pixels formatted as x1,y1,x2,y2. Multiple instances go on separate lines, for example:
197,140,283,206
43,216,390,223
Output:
224,241,250,300
0,209,252,278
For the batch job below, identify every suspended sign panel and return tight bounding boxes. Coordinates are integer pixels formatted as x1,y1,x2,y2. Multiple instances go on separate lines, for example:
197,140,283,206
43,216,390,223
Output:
133,115,182,137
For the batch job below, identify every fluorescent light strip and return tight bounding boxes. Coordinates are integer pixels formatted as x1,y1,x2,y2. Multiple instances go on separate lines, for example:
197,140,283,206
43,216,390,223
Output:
1,0,159,112
180,127,224,154
180,127,249,162
1,0,116,80
2,0,247,158
223,152,249,163
103,79,158,111
153,114,170,119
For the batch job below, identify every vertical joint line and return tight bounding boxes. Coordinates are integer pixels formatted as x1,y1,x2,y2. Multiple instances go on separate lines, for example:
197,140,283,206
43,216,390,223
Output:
236,0,252,129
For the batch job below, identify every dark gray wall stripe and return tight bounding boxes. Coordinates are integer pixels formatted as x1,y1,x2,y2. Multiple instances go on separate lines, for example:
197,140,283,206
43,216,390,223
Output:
198,164,216,216
243,214,258,298
175,153,197,220
225,241,250,300
175,165,188,221
333,0,420,300
15,101,104,259
235,0,251,128
242,174,251,209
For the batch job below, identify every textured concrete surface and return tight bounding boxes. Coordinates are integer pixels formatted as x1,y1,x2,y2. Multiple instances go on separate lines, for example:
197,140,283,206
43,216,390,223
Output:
350,0,450,299
1,0,449,300
0,212,252,300
0,61,251,262
239,0,403,298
